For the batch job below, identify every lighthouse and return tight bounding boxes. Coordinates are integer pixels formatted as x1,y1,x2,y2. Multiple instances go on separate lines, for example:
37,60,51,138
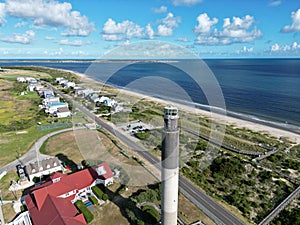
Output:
161,106,179,225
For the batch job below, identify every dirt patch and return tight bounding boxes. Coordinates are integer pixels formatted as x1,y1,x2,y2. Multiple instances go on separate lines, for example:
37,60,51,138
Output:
90,202,130,225
2,203,16,223
178,194,216,225
44,131,84,165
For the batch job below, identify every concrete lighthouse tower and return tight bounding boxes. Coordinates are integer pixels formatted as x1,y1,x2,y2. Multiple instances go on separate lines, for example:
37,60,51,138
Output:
161,106,179,225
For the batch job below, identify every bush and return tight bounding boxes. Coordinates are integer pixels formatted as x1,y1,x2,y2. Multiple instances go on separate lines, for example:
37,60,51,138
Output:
102,193,109,201
92,185,104,199
20,205,27,212
117,184,127,194
134,131,150,140
74,200,94,223
89,196,98,205
141,205,160,224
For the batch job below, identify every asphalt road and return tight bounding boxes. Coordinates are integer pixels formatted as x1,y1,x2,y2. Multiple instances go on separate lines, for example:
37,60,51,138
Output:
48,83,245,225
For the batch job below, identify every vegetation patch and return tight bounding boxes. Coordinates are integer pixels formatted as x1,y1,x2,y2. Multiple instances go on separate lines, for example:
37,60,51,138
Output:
75,200,94,223
92,185,104,199
141,205,160,224
181,150,296,223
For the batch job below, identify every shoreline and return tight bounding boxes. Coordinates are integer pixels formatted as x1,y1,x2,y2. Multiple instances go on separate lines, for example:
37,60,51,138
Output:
8,65,299,144
65,69,300,144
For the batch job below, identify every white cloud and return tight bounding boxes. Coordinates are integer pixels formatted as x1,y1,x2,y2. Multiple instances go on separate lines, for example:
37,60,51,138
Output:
194,13,262,45
145,24,154,39
5,0,95,36
271,43,280,51
194,13,218,33
71,50,88,56
177,37,189,42
58,39,83,46
172,0,203,6
271,42,300,52
160,13,181,29
281,8,300,33
157,24,173,36
14,21,27,28
45,36,55,40
0,3,5,26
292,41,300,50
102,34,123,41
269,0,282,7
0,30,35,44
153,6,167,14
102,13,180,41
102,18,144,40
237,46,254,53
157,13,181,36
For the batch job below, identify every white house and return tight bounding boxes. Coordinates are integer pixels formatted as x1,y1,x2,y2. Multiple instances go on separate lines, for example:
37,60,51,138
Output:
17,77,26,82
45,102,68,114
75,88,94,98
26,77,37,84
66,81,76,88
59,79,68,85
55,77,64,83
27,84,36,92
25,157,63,181
55,107,71,118
97,96,117,107
43,90,55,98
42,97,60,107
88,93,99,102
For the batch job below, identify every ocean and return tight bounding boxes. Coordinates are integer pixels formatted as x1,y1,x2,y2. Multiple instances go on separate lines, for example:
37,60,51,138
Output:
1,59,300,131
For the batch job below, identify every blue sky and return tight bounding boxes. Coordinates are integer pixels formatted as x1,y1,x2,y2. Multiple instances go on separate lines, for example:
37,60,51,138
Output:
0,0,299,58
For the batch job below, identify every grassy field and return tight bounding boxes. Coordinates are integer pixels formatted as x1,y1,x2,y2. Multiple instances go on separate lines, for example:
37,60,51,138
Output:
0,69,73,168
41,131,84,166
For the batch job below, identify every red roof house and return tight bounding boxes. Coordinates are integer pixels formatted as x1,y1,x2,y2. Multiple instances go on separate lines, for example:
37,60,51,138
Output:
25,162,114,225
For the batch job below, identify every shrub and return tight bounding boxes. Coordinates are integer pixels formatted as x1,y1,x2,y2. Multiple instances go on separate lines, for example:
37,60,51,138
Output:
89,196,98,205
141,205,160,224
102,193,109,201
134,131,150,140
20,205,27,212
92,185,104,199
74,200,94,223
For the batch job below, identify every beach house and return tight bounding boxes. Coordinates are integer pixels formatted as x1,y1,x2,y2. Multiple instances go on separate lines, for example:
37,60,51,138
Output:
54,106,71,118
24,162,114,225
45,102,68,114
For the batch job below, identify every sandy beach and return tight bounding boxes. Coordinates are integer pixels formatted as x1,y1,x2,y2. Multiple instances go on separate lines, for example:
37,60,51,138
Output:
65,68,300,144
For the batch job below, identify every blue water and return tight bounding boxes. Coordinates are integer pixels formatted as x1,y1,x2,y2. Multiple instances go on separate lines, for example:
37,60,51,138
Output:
1,59,300,131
